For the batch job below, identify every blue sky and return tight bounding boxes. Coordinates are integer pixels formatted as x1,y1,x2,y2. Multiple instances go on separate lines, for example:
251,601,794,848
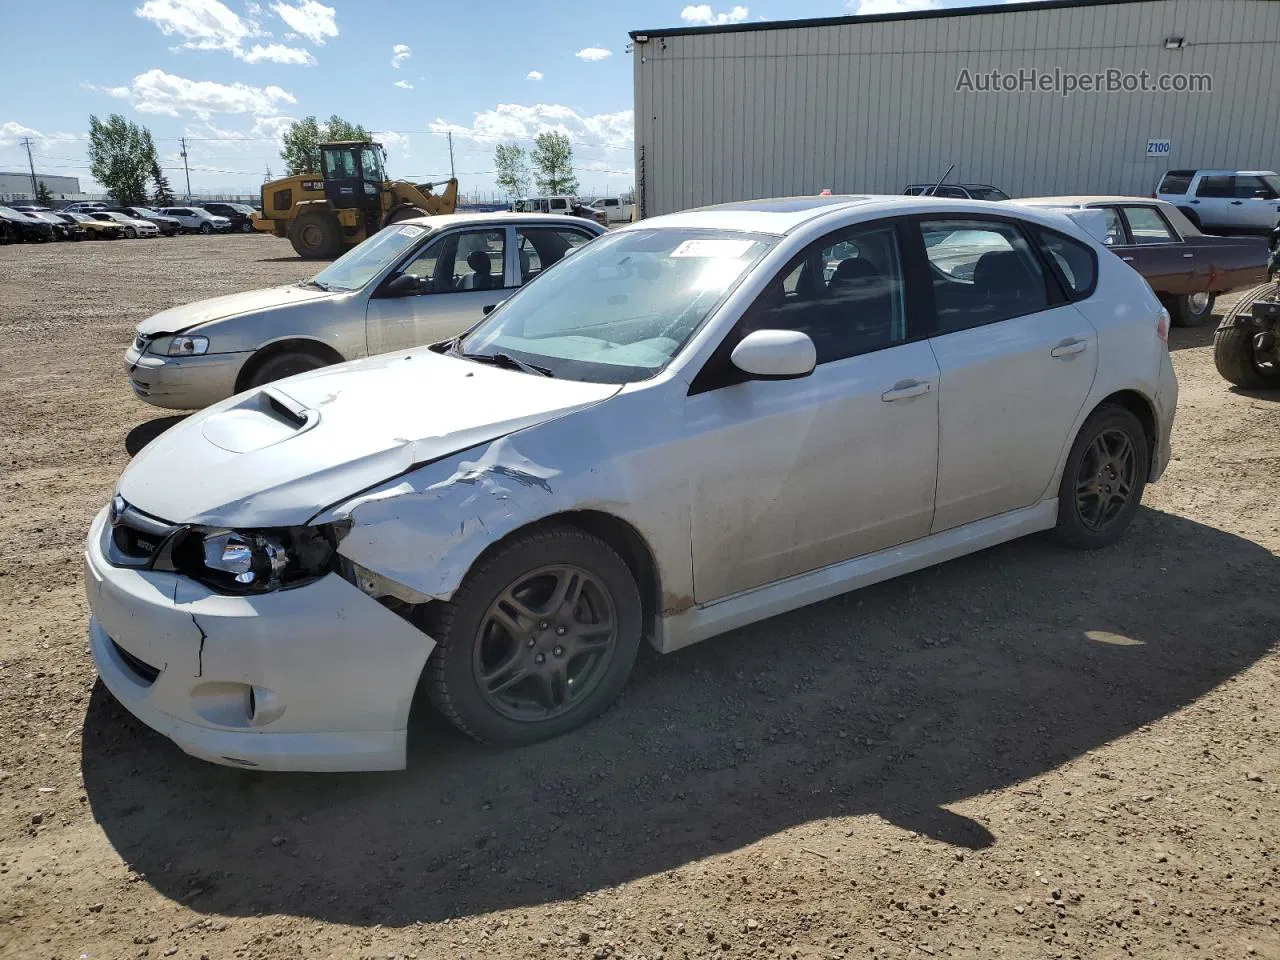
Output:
1,0,1028,198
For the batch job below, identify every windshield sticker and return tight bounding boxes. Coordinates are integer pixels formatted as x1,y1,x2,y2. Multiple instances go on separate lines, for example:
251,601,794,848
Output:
669,238,756,259
399,224,425,238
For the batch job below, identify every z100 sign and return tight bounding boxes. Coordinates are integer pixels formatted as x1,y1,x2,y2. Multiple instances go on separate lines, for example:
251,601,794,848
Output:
1146,139,1172,158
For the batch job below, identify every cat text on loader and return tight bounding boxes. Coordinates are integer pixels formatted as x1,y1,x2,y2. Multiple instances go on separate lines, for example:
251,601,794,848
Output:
253,140,458,259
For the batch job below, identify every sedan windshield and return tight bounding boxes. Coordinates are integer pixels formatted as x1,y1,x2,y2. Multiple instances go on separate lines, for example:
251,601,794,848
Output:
459,228,778,383
308,222,431,292
131,207,161,217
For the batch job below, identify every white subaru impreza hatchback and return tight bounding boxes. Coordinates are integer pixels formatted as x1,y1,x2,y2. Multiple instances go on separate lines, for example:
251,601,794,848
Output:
86,195,1178,772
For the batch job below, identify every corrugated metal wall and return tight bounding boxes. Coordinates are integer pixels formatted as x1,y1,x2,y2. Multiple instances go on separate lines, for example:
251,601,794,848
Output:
632,0,1280,216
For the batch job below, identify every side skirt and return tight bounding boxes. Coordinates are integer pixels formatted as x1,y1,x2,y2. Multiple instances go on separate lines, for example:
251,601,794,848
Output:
656,498,1059,654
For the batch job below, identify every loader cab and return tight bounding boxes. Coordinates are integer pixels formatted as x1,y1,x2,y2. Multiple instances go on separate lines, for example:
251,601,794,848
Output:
320,141,386,212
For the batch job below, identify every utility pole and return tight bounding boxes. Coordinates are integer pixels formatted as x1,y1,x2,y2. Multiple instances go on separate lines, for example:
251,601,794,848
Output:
179,137,192,199
21,137,38,199
447,131,455,179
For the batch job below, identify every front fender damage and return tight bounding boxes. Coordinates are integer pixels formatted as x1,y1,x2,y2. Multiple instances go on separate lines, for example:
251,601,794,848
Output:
330,436,579,603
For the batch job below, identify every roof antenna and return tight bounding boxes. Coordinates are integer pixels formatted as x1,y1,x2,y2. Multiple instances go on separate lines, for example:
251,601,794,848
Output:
929,163,956,197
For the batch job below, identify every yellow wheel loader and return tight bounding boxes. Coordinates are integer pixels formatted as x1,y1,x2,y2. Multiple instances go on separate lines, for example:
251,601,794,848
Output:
252,140,459,259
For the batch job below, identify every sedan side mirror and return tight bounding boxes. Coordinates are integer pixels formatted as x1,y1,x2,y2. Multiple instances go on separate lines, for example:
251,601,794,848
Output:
730,329,816,380
381,274,421,298
482,300,509,316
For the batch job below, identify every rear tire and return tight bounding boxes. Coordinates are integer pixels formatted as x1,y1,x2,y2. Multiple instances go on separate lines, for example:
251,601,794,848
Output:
426,525,643,745
386,205,427,225
288,211,343,259
1053,405,1149,550
1167,291,1215,327
1213,326,1279,389
244,348,332,388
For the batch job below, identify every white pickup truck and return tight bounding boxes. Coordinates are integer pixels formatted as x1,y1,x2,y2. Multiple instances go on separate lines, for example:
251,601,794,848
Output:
586,197,634,224
1156,169,1280,235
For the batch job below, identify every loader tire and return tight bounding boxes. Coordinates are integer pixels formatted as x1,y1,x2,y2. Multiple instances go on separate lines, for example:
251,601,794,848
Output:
289,211,343,260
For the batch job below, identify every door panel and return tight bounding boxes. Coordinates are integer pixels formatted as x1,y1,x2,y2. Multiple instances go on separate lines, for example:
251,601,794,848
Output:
1121,205,1195,294
366,227,510,354
687,342,940,602
929,304,1098,532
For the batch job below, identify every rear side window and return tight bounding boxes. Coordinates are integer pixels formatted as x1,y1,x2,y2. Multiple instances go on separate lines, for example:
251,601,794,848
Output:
1235,175,1278,199
1158,171,1194,194
920,218,1051,332
1121,206,1178,244
1034,228,1097,299
1195,176,1235,198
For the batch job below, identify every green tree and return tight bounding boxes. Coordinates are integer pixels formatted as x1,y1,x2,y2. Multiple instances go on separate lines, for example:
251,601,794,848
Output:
87,114,158,205
279,114,371,176
149,159,176,206
531,131,579,195
35,181,53,205
493,142,531,199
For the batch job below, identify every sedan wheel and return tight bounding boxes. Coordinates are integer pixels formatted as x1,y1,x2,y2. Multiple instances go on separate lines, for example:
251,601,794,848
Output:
200,222,213,235
427,526,643,744
125,227,137,239
1054,405,1149,548
1168,291,1215,327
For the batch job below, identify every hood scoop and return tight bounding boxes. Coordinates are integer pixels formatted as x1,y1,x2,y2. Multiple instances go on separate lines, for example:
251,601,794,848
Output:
201,387,318,453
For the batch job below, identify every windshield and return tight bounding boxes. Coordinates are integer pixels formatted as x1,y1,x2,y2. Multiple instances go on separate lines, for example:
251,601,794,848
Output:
0,206,22,217
229,203,256,213
131,207,159,217
459,228,777,383
966,186,1011,201
308,222,430,291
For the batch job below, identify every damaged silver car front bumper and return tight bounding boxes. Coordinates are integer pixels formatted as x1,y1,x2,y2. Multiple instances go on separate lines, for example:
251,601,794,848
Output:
84,507,434,772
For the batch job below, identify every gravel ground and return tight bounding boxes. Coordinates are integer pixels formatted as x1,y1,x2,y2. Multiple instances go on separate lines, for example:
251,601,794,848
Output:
0,235,1277,960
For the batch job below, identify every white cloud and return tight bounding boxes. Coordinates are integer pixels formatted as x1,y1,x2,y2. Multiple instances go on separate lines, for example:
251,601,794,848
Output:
115,68,297,119
527,70,543,80
574,47,612,61
394,79,414,89
135,0,315,64
680,4,749,25
272,1,337,45
391,43,411,68
378,130,410,159
429,103,633,154
241,42,315,64
0,121,84,149
846,0,940,12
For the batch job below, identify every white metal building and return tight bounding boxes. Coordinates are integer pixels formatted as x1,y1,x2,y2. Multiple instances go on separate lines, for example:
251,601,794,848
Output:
629,0,1280,216
0,171,82,203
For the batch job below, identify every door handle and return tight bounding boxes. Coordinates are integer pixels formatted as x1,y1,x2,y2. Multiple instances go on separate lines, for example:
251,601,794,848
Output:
881,379,932,402
1189,199,1200,204
1182,252,1194,259
1120,256,1135,262
1230,200,1244,206
1051,338,1088,359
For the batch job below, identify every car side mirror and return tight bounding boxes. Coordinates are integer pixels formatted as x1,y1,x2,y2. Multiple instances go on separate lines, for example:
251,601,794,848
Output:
730,329,816,380
381,274,420,298
482,302,499,316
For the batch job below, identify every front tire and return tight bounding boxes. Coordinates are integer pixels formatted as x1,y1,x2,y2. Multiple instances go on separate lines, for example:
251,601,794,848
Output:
1054,405,1149,549
124,226,137,239
1167,291,1215,327
288,211,343,259
426,526,643,745
199,222,213,235
244,349,332,388
1213,326,1279,389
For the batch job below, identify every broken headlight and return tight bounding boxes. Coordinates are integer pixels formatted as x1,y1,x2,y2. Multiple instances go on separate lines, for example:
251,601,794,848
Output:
175,523,348,594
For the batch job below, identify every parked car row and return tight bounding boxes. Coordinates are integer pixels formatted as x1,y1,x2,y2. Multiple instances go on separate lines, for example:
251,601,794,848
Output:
92,195,1190,773
0,201,265,244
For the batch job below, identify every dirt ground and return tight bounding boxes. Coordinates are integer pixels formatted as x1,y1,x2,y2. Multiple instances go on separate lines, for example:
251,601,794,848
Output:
0,234,1277,960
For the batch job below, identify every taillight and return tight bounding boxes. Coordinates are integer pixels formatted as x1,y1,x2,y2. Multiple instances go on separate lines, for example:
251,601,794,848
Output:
1156,307,1170,342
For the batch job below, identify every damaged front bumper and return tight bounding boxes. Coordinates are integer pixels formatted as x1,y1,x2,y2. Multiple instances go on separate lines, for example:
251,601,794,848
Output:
84,507,435,772
125,342,251,410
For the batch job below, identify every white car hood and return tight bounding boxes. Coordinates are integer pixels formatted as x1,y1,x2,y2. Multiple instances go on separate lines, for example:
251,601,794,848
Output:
135,284,337,335
117,349,620,527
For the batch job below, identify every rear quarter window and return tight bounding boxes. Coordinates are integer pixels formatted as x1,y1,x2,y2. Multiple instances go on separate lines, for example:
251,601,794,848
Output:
1034,228,1098,300
1158,171,1194,194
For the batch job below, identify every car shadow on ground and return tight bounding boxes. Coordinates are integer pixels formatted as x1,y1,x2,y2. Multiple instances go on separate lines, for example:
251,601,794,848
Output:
125,416,189,456
81,508,1279,927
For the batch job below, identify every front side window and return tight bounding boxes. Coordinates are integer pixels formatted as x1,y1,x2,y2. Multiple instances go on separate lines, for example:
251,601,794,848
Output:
516,226,592,282
323,149,357,179
310,222,431,291
459,228,777,383
747,222,907,364
920,218,1050,332
396,228,507,293
1195,175,1234,198
1121,206,1177,244
360,148,385,182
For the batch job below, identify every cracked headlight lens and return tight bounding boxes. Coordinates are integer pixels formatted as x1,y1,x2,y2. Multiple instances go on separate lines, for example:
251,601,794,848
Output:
167,335,209,356
178,524,347,594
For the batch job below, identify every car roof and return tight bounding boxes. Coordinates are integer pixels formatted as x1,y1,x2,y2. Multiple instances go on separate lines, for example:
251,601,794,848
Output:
1173,169,1279,177
1014,195,1172,207
623,194,1086,237
400,211,604,230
